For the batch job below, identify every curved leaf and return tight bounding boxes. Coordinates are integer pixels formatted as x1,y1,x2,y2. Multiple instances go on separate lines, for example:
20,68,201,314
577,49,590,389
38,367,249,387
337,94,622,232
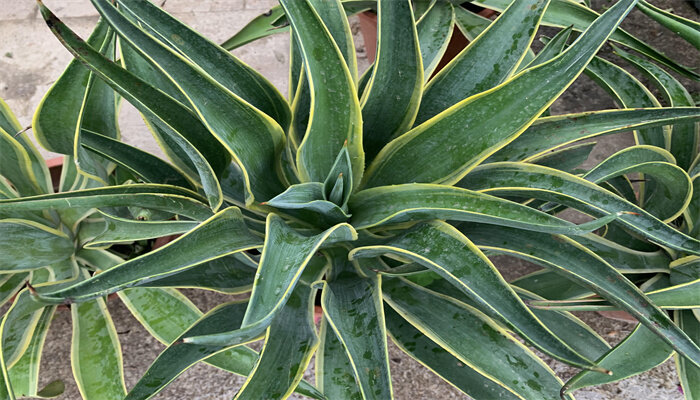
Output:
474,0,700,79
0,219,73,272
676,310,700,400
316,317,362,400
7,306,55,399
349,183,621,234
361,0,423,160
564,324,672,392
86,211,197,248
637,0,700,50
281,0,364,186
415,0,550,124
38,4,224,208
350,221,599,370
383,278,571,399
459,162,700,254
459,222,700,368
416,1,454,81
362,0,639,188
321,255,393,400
489,107,700,163
35,207,260,303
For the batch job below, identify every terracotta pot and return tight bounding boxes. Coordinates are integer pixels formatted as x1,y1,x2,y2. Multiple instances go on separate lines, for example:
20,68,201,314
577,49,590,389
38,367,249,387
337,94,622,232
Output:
358,7,497,73
46,156,63,190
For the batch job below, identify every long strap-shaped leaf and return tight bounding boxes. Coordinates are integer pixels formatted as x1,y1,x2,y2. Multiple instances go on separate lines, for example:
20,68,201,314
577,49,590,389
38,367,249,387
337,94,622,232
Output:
0,184,213,221
235,256,326,399
636,0,700,50
459,223,700,368
7,307,56,399
416,1,454,81
415,0,550,124
459,162,700,255
571,233,671,274
117,287,323,400
585,56,665,149
361,0,423,160
80,129,193,189
383,278,572,399
315,317,363,399
116,0,290,130
614,46,698,171
71,271,126,400
473,0,699,79
489,107,700,162
281,0,364,187
349,183,621,233
34,207,261,304
0,127,44,197
33,18,115,156
350,221,599,370
89,0,286,203
676,310,700,400
38,3,224,209
563,324,673,393
86,211,198,248
0,219,73,271
0,98,50,194
384,306,522,399
321,255,393,400
362,0,639,188
184,215,356,347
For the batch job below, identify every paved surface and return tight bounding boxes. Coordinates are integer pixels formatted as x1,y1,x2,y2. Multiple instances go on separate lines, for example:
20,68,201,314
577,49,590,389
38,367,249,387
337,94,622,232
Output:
1,0,698,399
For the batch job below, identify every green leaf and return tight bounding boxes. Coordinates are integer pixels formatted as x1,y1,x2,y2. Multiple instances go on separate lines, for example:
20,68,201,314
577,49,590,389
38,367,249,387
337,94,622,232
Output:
0,274,29,311
512,269,594,300
235,257,326,400
33,19,114,156
384,306,521,399
0,220,73,272
124,300,256,400
242,215,356,327
349,183,621,234
139,254,255,294
459,162,700,254
473,0,700,79
571,233,671,274
489,107,700,163
637,0,700,50
416,0,550,124
0,290,46,371
88,0,286,204
81,129,193,188
120,286,325,400
8,307,55,398
281,0,364,186
362,0,639,188
584,56,665,149
35,207,261,304
529,142,595,172
321,255,393,400
266,183,350,228
581,145,691,221
0,97,51,194
564,324,673,392
308,0,358,81
350,221,599,370
71,274,126,400
117,0,291,130
0,128,45,197
323,145,353,209
0,184,213,221
316,317,362,400
416,1,454,81
86,211,198,248
38,4,224,208
383,278,571,399
458,223,700,368
517,25,573,72
613,45,698,170
361,0,423,160
676,310,700,400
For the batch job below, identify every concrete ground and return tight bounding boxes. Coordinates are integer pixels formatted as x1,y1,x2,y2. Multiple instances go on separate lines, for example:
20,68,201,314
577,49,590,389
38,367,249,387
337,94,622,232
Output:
1,0,698,399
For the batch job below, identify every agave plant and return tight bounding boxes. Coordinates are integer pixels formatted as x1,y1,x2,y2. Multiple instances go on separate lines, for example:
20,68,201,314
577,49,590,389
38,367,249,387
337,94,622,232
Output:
1,0,699,398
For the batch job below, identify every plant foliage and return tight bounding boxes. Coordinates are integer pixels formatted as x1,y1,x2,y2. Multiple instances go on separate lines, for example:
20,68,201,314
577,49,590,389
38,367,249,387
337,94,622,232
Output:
0,0,699,398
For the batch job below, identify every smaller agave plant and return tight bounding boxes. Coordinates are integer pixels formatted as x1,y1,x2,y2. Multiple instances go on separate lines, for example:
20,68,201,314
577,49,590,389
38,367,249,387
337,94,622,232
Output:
0,0,698,399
